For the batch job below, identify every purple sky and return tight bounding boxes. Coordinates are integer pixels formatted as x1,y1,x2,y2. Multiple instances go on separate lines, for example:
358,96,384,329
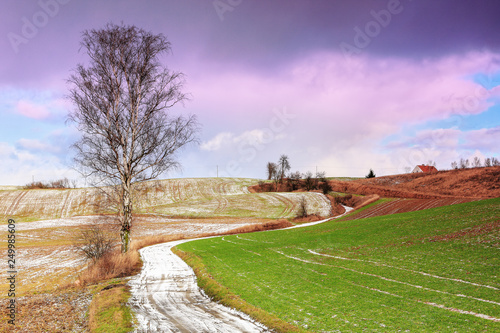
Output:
1,0,499,185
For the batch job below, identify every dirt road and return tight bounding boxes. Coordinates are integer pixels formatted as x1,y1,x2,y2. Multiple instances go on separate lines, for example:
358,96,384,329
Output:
127,239,269,332
128,206,353,332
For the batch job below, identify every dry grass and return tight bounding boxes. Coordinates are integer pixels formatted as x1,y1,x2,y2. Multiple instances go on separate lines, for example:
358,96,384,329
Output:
76,250,141,287
130,234,186,251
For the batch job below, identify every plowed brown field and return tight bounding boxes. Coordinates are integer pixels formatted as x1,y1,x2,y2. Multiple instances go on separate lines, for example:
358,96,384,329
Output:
330,166,500,199
342,198,477,221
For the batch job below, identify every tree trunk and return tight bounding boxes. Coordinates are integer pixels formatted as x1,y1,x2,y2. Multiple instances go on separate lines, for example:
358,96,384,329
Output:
121,184,132,253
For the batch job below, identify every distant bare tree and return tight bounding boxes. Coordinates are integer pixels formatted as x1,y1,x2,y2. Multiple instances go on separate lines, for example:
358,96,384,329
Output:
484,158,492,167
427,160,436,167
451,161,458,170
287,171,302,191
67,23,199,252
266,162,277,180
304,171,314,191
277,155,291,183
459,158,469,169
472,157,482,168
492,157,500,166
404,166,411,173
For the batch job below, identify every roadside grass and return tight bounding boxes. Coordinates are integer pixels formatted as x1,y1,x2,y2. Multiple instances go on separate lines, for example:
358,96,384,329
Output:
177,198,500,332
88,282,133,333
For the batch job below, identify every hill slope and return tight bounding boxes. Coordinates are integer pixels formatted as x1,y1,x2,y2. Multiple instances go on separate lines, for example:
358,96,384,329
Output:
0,178,332,222
330,166,500,199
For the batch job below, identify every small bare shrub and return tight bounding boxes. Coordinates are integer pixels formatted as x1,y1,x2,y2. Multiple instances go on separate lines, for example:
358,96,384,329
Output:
297,196,308,218
75,225,114,264
320,181,332,195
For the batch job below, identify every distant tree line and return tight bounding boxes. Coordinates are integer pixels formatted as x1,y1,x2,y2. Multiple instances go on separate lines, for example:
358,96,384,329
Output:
24,177,77,189
450,157,500,170
264,155,332,194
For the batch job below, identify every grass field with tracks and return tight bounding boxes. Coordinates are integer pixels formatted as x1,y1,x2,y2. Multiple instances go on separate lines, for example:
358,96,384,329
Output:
177,198,500,332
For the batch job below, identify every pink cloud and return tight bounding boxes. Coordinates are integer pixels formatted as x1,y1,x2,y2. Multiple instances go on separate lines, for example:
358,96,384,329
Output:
16,100,51,119
184,50,500,177
463,126,500,152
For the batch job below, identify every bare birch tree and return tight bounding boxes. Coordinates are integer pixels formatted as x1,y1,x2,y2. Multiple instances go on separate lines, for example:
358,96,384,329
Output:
67,23,198,252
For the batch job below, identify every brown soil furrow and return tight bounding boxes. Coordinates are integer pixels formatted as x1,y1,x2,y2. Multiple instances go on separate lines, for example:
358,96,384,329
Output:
346,197,479,221
360,199,401,219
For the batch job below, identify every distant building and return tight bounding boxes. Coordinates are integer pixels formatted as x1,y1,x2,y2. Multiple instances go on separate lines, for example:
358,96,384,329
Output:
412,165,438,173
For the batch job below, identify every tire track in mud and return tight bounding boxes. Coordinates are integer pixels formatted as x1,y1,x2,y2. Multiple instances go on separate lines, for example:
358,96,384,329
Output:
5,190,29,217
269,193,295,218
60,190,74,218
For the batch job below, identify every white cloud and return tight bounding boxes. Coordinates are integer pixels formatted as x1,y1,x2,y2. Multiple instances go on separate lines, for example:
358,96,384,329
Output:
200,132,234,151
0,142,77,185
16,138,60,153
201,129,286,152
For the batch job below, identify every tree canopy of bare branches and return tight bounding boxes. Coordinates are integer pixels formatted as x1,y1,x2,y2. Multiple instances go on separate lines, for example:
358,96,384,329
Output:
266,162,277,180
67,23,198,252
278,154,291,182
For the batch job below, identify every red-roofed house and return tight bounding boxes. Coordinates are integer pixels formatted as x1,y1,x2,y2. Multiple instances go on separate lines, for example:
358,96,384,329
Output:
412,165,438,173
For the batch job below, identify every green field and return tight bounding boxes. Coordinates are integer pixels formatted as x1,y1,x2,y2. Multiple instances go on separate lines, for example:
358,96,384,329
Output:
177,198,500,332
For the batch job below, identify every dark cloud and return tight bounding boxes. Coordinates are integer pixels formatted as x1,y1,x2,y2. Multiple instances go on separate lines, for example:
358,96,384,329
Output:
2,0,500,87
